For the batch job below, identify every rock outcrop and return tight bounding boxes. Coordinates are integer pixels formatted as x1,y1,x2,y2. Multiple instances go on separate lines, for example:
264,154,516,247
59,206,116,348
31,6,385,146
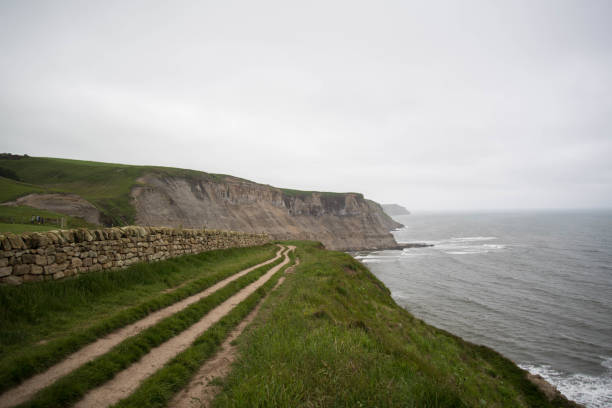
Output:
132,174,402,250
381,203,411,216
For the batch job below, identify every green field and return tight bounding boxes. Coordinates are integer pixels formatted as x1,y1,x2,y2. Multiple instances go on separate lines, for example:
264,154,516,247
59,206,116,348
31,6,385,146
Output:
0,177,49,203
0,205,95,232
0,223,57,233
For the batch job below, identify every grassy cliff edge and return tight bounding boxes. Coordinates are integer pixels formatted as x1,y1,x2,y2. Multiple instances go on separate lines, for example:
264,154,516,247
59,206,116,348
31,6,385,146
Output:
213,241,580,407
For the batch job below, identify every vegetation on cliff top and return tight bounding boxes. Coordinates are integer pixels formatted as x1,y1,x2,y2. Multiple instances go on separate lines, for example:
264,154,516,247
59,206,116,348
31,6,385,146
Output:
0,155,368,229
213,241,578,407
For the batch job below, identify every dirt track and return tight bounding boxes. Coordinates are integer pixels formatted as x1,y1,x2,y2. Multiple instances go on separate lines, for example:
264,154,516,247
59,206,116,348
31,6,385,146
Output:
169,273,290,408
74,246,294,408
0,246,285,408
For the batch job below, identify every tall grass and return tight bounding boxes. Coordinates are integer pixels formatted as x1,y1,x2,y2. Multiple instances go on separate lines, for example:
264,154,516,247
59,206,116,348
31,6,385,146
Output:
0,244,277,393
15,253,285,408
112,254,294,408
212,241,578,408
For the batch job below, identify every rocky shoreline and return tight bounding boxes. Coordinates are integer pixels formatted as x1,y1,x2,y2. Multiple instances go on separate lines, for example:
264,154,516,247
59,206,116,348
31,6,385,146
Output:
385,242,434,250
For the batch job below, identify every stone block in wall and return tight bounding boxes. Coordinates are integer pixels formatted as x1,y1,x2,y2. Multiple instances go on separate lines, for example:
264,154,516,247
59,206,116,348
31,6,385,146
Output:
0,266,12,277
31,265,43,275
0,236,11,250
23,253,47,266
14,264,30,276
60,230,74,242
55,252,67,264
44,264,60,275
6,234,25,250
3,275,23,284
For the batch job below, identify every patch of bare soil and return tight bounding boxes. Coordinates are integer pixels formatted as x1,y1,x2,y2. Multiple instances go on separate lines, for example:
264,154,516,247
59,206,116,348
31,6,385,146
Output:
0,246,284,408
74,246,294,408
284,257,300,274
2,193,102,225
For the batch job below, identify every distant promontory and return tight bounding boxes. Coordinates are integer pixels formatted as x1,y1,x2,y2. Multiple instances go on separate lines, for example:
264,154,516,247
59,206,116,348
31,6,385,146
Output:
381,204,411,216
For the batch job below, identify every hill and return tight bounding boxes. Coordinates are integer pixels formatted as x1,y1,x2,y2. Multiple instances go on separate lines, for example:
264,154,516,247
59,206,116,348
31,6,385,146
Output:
0,154,401,250
382,203,411,216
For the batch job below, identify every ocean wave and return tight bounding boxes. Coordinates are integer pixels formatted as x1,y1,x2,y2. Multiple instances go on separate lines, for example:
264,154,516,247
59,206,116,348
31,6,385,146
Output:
450,236,497,242
443,244,506,255
519,362,612,408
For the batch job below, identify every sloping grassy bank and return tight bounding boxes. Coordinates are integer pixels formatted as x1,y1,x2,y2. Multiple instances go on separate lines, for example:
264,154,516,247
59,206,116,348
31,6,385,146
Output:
213,241,579,408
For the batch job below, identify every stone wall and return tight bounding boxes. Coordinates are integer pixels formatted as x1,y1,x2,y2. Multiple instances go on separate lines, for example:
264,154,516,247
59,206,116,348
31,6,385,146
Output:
0,226,271,285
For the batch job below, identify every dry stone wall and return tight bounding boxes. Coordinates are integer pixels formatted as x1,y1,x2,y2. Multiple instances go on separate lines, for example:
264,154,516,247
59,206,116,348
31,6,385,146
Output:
0,226,271,285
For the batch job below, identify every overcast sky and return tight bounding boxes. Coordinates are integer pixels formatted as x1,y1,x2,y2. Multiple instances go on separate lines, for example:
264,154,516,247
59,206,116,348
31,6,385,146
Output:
1,1,611,210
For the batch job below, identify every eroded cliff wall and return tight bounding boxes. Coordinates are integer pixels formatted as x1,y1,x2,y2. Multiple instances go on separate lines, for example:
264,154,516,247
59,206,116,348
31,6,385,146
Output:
132,174,401,250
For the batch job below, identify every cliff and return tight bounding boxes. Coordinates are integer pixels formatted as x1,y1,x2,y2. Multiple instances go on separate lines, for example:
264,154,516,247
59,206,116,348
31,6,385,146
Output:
0,156,402,251
132,174,402,250
381,203,411,216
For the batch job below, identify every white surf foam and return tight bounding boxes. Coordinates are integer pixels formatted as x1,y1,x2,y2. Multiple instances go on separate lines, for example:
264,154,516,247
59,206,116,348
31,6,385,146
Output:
519,361,612,408
450,236,497,242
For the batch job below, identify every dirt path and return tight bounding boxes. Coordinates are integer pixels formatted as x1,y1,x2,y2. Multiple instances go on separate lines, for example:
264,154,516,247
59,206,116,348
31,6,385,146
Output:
169,272,289,408
0,246,285,408
74,246,294,408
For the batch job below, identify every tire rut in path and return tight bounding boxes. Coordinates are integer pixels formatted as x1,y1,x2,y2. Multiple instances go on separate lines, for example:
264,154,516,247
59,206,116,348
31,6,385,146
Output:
169,273,290,408
75,246,294,408
0,246,284,408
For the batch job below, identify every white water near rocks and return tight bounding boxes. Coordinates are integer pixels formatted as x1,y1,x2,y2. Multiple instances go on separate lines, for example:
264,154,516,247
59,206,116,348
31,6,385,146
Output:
355,211,612,408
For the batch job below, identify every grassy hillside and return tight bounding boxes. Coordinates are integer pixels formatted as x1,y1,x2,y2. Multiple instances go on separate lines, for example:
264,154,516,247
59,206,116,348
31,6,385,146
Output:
0,155,367,229
0,241,577,407
213,241,578,408
0,156,227,226
0,176,50,203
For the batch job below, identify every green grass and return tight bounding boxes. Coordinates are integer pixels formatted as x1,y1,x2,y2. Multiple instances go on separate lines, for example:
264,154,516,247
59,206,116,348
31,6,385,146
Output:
0,157,228,225
280,188,364,199
0,223,57,233
112,250,294,408
0,177,49,202
0,156,364,226
16,253,285,408
211,241,578,408
0,205,95,231
0,244,278,393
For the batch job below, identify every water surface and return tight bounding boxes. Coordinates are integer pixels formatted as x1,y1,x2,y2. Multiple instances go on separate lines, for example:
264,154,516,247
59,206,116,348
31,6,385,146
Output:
356,211,612,407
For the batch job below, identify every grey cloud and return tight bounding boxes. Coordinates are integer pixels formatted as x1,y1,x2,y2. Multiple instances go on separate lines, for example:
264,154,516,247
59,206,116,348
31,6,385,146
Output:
1,0,611,210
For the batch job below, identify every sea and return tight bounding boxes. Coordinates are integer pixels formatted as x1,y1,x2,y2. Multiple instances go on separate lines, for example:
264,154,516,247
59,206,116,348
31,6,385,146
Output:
354,210,612,408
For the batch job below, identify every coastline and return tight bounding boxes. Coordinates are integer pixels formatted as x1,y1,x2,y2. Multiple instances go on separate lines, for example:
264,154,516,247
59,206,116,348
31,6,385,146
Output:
362,210,612,408
351,249,584,407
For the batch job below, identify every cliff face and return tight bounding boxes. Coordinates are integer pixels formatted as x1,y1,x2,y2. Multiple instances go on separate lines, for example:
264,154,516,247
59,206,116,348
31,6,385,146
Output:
131,174,402,250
